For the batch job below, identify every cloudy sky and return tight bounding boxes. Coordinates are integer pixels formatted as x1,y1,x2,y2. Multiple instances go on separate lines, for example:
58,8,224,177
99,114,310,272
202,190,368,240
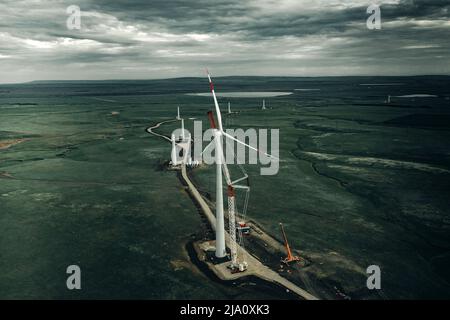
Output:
0,0,449,83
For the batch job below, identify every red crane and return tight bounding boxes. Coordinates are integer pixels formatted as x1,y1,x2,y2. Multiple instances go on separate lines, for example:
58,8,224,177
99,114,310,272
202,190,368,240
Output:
279,223,301,264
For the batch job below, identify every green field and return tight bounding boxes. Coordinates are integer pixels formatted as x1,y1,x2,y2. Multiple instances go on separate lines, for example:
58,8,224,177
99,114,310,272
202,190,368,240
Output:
1,76,450,299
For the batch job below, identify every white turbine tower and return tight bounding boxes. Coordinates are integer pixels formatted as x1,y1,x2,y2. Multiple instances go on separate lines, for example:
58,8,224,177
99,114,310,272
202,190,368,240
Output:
181,118,185,140
171,107,191,166
206,71,278,270
171,133,178,166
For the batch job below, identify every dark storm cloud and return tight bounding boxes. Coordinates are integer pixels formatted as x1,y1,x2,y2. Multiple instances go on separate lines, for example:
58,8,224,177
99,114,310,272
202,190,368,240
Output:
0,0,449,82
79,0,449,38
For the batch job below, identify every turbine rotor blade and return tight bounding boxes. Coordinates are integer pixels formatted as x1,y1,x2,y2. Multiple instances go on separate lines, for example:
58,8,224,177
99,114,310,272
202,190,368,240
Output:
223,132,279,161
206,70,224,132
200,139,215,156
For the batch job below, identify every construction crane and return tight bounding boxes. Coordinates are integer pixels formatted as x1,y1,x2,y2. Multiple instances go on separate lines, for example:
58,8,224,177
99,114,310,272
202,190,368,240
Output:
227,185,249,272
279,223,301,265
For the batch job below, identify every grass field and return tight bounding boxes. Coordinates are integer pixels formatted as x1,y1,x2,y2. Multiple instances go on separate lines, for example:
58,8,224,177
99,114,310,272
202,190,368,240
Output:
1,76,450,299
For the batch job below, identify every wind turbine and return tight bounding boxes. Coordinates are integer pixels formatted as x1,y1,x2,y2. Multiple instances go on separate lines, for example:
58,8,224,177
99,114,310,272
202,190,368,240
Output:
170,106,191,166
205,71,278,271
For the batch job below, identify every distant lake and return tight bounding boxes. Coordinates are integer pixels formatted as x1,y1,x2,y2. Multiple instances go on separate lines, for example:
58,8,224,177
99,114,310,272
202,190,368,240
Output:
186,91,293,98
394,94,437,98
359,83,405,86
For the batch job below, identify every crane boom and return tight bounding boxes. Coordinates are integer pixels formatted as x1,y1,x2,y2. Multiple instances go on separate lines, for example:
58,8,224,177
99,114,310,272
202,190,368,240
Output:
279,223,301,264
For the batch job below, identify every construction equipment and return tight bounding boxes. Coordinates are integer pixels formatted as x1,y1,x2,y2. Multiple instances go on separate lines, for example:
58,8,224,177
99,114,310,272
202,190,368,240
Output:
226,185,248,273
236,221,251,235
279,223,301,265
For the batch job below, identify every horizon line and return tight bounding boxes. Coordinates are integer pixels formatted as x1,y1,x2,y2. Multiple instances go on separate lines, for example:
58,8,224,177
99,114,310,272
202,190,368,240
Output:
1,74,450,85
